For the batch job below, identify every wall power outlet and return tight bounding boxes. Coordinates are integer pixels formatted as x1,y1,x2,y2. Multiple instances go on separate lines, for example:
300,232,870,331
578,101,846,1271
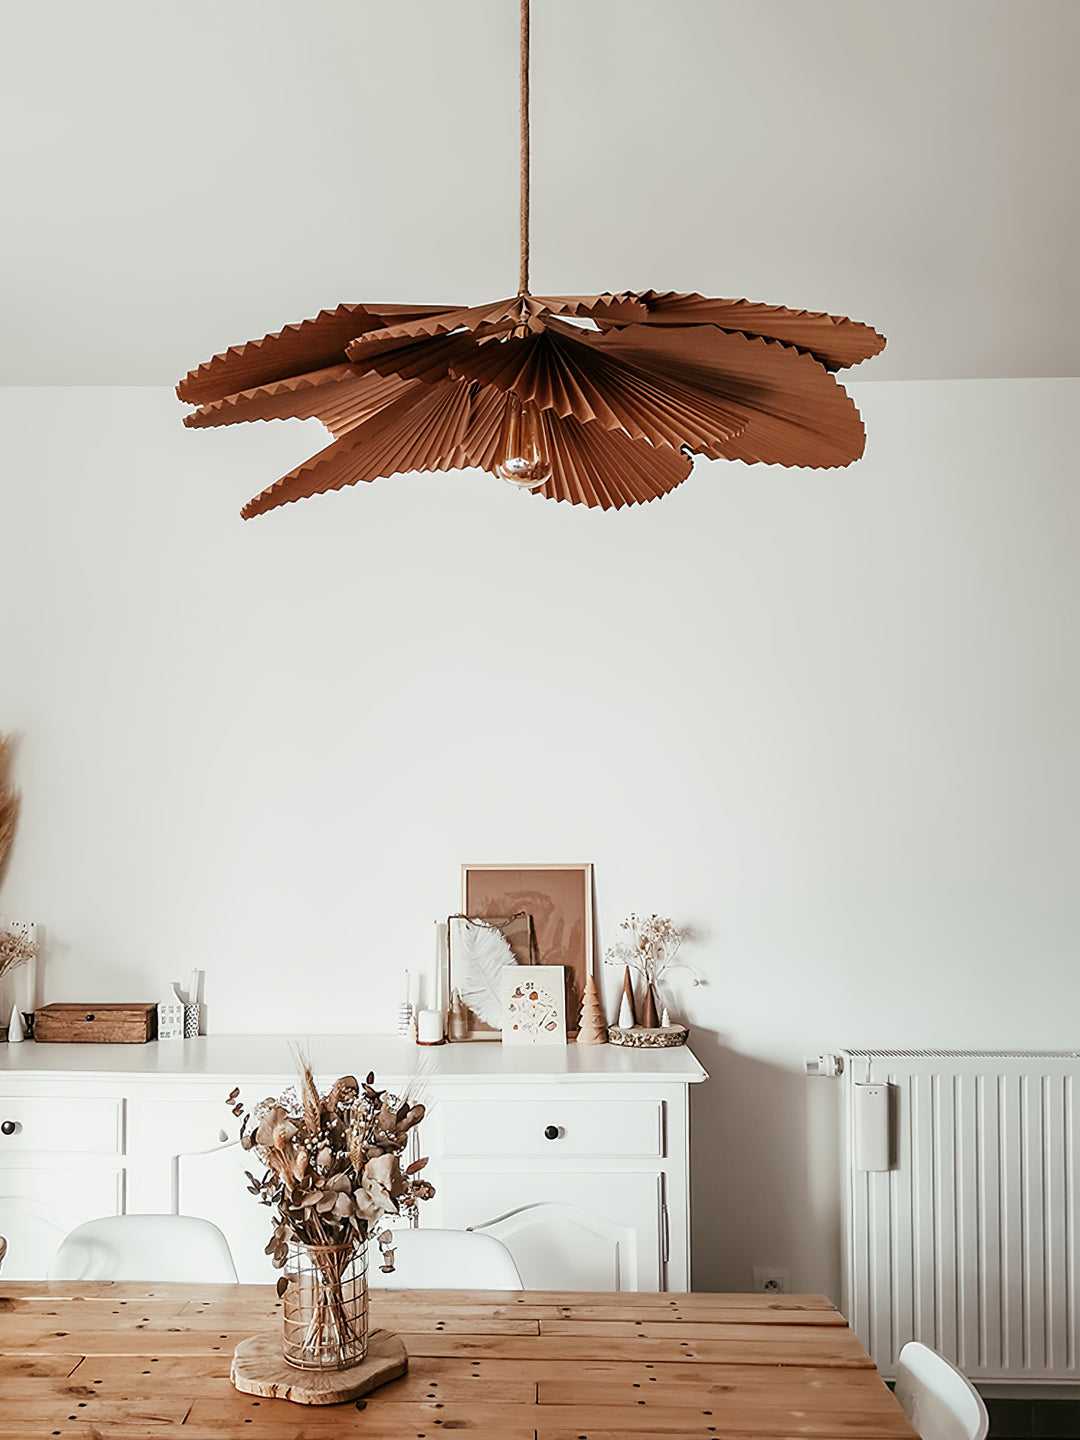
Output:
753,1266,790,1294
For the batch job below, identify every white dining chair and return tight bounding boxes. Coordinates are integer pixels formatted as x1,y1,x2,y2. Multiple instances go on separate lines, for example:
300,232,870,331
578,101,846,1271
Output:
47,1214,239,1283
895,1341,989,1440
367,1227,523,1289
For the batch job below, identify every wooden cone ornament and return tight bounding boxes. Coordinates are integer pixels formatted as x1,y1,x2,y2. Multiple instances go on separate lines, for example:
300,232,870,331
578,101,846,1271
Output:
620,966,637,1027
176,2,884,519
576,974,608,1045
641,983,659,1030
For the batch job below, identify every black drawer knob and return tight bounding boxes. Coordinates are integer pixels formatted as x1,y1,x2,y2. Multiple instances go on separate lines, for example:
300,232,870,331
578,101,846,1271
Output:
544,1125,560,1140
1,1120,17,1137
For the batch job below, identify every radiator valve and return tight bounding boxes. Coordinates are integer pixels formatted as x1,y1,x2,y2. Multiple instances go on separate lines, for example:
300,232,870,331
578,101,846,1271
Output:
804,1053,844,1078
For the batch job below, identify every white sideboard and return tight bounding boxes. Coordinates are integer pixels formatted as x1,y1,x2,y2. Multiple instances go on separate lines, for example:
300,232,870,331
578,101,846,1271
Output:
0,1036,707,1290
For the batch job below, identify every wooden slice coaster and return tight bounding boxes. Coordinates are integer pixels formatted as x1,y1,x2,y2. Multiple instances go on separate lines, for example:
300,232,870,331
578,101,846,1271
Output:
607,1023,690,1048
231,1327,407,1405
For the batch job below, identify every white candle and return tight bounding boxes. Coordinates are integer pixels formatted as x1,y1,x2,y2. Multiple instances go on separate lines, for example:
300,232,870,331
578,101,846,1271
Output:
416,1008,444,1045
433,919,447,1015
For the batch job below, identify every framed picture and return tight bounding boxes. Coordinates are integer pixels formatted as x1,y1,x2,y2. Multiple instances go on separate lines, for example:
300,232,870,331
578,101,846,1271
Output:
461,864,593,1032
502,965,567,1045
446,913,532,1041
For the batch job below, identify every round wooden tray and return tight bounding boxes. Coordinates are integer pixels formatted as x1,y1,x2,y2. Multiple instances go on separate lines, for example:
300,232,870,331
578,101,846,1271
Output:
607,1023,689,1048
231,1327,407,1405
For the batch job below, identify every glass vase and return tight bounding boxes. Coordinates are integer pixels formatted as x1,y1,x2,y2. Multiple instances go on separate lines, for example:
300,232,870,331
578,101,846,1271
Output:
281,1239,368,1370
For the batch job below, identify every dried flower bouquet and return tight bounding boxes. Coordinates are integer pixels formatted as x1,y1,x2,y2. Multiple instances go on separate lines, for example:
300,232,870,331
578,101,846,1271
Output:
604,912,697,1024
230,1059,433,1366
0,927,37,992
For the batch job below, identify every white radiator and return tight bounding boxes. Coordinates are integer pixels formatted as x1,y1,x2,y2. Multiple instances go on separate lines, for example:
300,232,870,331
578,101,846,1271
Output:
840,1049,1080,1384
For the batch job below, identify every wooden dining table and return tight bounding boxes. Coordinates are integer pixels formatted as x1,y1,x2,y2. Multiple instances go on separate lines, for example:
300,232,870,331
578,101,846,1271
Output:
0,1281,918,1439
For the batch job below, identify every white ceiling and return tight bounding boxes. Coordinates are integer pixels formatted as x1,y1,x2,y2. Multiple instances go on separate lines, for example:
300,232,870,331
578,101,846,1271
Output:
2,0,1077,386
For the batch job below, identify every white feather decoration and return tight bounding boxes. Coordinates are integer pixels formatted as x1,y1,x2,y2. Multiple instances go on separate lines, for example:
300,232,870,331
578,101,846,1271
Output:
455,920,517,1028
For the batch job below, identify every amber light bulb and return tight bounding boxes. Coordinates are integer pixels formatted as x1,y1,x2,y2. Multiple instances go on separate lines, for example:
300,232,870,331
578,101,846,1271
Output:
494,392,552,489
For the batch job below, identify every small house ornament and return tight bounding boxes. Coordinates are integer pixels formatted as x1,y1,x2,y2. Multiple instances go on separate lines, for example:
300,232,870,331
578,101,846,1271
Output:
157,994,185,1039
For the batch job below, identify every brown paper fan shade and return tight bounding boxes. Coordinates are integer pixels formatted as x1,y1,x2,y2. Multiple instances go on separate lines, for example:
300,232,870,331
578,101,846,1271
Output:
177,10,884,515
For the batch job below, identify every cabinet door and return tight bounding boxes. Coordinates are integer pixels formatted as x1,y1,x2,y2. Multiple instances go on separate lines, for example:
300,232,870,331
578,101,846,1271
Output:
0,1168,122,1278
431,1169,662,1291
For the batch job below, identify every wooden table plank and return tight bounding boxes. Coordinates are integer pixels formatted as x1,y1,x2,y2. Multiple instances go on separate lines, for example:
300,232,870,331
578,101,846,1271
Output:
0,1295,194,1319
398,1331,875,1365
549,1303,846,1325
371,1299,847,1325
370,1287,839,1311
0,1320,251,1356
537,1318,873,1364
0,1280,259,1302
537,1369,915,1433
0,1425,536,1440
536,1432,911,1440
0,1394,191,1427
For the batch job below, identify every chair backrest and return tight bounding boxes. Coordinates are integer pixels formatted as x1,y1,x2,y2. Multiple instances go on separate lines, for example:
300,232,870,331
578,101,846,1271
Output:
368,1228,523,1289
47,1214,238,1284
0,1235,6,1271
895,1342,989,1440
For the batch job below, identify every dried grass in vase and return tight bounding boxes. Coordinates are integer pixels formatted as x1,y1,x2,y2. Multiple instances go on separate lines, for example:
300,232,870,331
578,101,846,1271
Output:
0,927,37,991
229,1057,434,1367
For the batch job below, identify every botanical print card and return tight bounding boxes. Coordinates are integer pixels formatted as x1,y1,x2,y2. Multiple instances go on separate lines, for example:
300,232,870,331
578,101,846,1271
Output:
501,965,567,1045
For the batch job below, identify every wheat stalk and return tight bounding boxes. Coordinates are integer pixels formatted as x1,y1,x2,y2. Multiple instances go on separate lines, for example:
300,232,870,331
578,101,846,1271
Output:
0,734,37,989
0,734,19,890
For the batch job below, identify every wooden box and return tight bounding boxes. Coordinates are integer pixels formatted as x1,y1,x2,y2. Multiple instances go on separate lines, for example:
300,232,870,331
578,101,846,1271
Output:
33,1003,158,1044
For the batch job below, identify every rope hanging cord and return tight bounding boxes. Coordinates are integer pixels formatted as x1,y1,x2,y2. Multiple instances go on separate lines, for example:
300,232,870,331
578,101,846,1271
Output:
519,0,530,297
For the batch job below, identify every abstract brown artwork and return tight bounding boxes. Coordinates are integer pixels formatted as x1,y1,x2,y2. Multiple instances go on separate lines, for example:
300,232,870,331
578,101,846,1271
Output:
461,863,593,1028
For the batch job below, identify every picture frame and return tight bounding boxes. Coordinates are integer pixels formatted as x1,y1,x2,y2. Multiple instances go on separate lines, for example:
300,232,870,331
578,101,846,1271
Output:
460,864,594,1033
502,965,567,1046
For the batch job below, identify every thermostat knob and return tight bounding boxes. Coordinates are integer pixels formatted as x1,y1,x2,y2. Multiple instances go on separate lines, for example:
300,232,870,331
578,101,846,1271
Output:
1,1120,17,1137
544,1125,560,1140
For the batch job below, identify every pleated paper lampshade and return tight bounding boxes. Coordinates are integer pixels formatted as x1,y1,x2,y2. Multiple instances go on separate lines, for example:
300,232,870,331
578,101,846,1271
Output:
177,9,884,515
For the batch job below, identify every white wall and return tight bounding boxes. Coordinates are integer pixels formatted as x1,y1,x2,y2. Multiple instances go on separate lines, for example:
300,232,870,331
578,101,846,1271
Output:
1,378,1077,1296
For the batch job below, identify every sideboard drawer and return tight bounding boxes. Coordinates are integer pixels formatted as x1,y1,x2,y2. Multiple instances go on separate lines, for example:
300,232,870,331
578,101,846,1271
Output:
434,1099,663,1159
0,1095,123,1154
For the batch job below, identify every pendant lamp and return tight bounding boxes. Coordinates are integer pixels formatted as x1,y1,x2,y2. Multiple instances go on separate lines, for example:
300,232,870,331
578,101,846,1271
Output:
177,2,885,515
